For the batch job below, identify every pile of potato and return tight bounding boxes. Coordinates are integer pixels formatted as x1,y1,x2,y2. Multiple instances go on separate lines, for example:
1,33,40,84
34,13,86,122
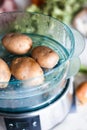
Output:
0,33,59,88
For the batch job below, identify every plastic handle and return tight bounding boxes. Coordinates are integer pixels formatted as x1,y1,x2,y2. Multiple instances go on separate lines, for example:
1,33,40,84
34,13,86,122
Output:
70,27,85,56
66,57,81,78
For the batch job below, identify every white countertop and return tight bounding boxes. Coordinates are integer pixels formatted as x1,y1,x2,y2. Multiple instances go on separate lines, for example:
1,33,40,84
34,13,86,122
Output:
53,104,87,130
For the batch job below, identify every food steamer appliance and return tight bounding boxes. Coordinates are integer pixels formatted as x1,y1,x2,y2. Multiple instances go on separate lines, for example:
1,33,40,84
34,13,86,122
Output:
0,12,85,130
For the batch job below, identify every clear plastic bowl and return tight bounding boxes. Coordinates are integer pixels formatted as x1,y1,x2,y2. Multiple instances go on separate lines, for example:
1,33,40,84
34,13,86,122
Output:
0,12,85,112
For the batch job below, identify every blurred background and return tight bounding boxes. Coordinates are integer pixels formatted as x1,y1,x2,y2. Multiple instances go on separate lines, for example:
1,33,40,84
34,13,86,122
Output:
0,0,87,69
0,0,87,36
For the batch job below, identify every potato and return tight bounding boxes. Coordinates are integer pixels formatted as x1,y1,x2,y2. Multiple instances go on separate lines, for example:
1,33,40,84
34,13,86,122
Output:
76,82,87,104
10,57,44,86
0,58,11,88
31,46,59,68
2,33,32,55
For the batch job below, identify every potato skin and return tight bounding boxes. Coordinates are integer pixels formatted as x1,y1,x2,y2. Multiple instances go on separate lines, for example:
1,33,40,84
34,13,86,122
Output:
0,58,11,88
31,46,59,68
2,33,32,55
76,82,87,104
10,57,44,86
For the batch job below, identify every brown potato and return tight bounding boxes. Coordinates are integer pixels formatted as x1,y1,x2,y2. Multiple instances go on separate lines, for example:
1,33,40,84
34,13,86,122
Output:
2,33,32,55
0,58,11,88
31,46,59,68
10,57,44,86
76,82,87,104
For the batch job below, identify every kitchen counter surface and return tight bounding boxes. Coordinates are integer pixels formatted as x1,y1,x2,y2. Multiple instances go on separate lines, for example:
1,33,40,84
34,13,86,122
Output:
53,104,87,130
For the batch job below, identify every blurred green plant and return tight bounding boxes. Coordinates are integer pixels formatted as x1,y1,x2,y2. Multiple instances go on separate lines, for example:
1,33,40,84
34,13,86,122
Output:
26,0,87,24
